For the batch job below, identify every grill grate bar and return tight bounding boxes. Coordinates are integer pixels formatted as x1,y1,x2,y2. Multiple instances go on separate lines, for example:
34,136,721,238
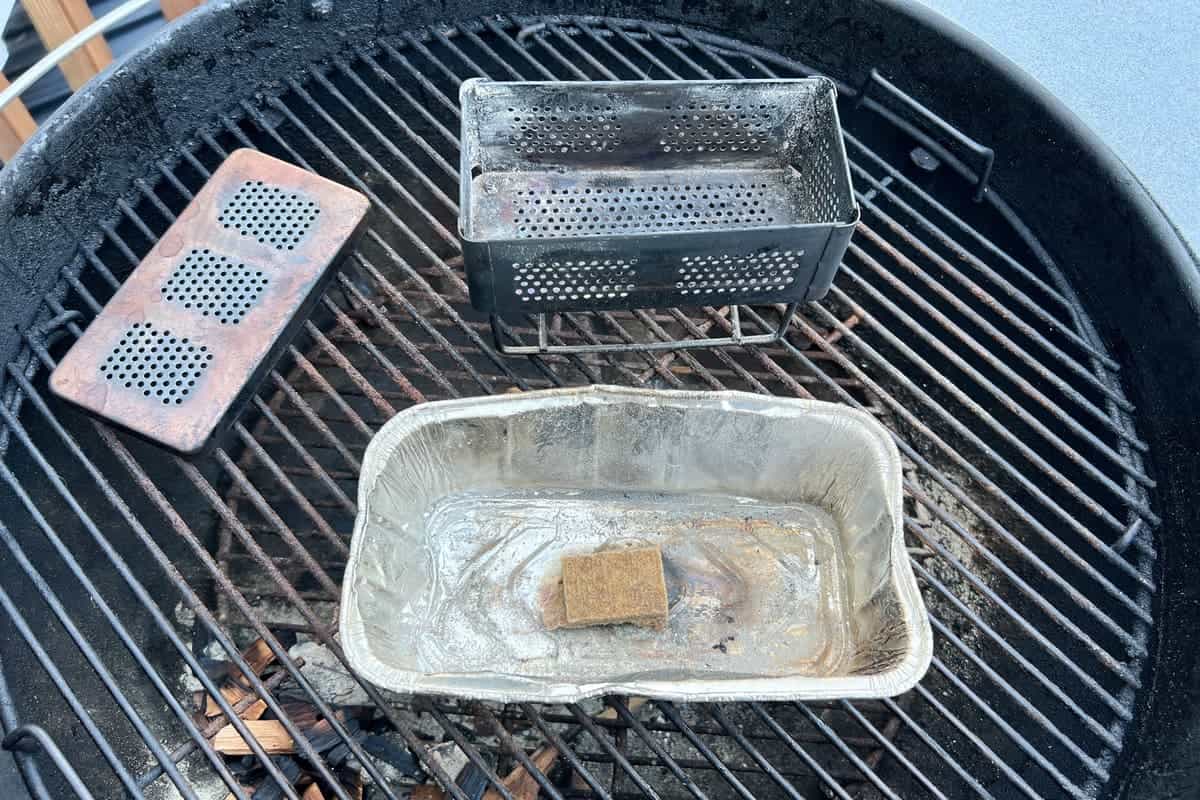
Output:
705,705,805,800
843,245,1149,477
790,702,901,800
306,67,458,215
570,703,666,800
654,702,755,800
844,150,1126,380
928,613,1109,778
768,306,1145,671
832,267,1154,565
357,47,462,148
728,301,1142,686
347,249,527,392
747,703,856,800
482,18,561,80
3,348,303,800
840,131,1080,326
318,295,429,404
929,657,1090,800
231,422,351,556
252,394,359,513
0,463,215,800
607,698,709,800
808,294,1150,626
837,699,951,800
518,703,615,800
0,527,146,798
426,704,517,800
853,215,1142,443
658,16,1150,506
910,558,1122,744
267,367,367,468
331,272,463,398
479,704,570,800
912,682,1042,800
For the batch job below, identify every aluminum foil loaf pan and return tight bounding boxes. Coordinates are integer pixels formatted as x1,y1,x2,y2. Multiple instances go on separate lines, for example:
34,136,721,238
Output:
340,386,931,702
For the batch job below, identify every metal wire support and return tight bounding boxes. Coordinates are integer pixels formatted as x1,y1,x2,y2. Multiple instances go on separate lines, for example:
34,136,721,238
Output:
489,303,798,355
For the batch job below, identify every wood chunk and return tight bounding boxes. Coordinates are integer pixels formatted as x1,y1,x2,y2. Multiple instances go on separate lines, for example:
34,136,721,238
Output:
301,783,326,800
242,638,276,676
205,683,268,720
213,720,295,755
240,699,269,721
483,744,560,800
560,546,668,629
411,785,445,800
206,684,247,717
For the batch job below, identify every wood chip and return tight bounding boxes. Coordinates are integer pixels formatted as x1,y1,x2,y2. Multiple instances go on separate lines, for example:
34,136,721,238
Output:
213,720,295,755
560,546,668,629
483,744,560,800
301,784,326,800
242,638,276,676
411,785,445,800
205,684,268,720
205,684,247,717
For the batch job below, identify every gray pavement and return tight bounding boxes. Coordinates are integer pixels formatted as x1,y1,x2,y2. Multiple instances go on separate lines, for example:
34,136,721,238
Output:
917,0,1200,247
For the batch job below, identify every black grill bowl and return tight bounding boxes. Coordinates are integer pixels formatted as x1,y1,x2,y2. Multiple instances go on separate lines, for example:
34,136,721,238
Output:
0,1,1195,799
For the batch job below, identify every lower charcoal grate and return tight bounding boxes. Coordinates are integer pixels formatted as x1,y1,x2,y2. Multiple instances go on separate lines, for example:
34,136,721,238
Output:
0,14,1155,800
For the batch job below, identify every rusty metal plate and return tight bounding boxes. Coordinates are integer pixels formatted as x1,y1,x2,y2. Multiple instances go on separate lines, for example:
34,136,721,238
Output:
50,149,370,455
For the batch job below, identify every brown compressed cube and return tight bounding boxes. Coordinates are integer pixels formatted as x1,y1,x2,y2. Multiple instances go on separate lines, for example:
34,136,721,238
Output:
560,546,668,629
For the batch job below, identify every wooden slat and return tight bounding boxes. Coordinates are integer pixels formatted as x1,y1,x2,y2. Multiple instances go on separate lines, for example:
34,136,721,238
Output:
20,0,113,91
0,75,37,161
212,719,295,755
160,0,205,20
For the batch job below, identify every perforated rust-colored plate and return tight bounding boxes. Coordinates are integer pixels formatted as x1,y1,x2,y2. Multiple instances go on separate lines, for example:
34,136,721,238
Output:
50,149,370,455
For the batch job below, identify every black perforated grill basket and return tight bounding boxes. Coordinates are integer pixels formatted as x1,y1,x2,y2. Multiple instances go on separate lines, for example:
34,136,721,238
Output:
459,78,858,314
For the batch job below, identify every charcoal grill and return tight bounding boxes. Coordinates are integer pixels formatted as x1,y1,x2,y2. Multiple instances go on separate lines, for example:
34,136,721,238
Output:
0,2,1195,800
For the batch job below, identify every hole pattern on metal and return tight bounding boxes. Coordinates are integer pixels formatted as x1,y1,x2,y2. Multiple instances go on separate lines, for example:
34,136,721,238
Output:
97,322,212,405
217,180,320,250
160,249,269,324
677,251,802,295
513,182,776,238
795,133,842,223
513,258,637,302
661,103,769,152
507,104,623,153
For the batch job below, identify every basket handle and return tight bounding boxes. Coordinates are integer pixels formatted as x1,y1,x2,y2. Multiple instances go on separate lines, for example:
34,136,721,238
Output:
854,68,994,202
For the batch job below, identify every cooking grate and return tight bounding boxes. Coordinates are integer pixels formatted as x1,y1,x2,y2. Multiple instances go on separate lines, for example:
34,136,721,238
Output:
0,14,1155,800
